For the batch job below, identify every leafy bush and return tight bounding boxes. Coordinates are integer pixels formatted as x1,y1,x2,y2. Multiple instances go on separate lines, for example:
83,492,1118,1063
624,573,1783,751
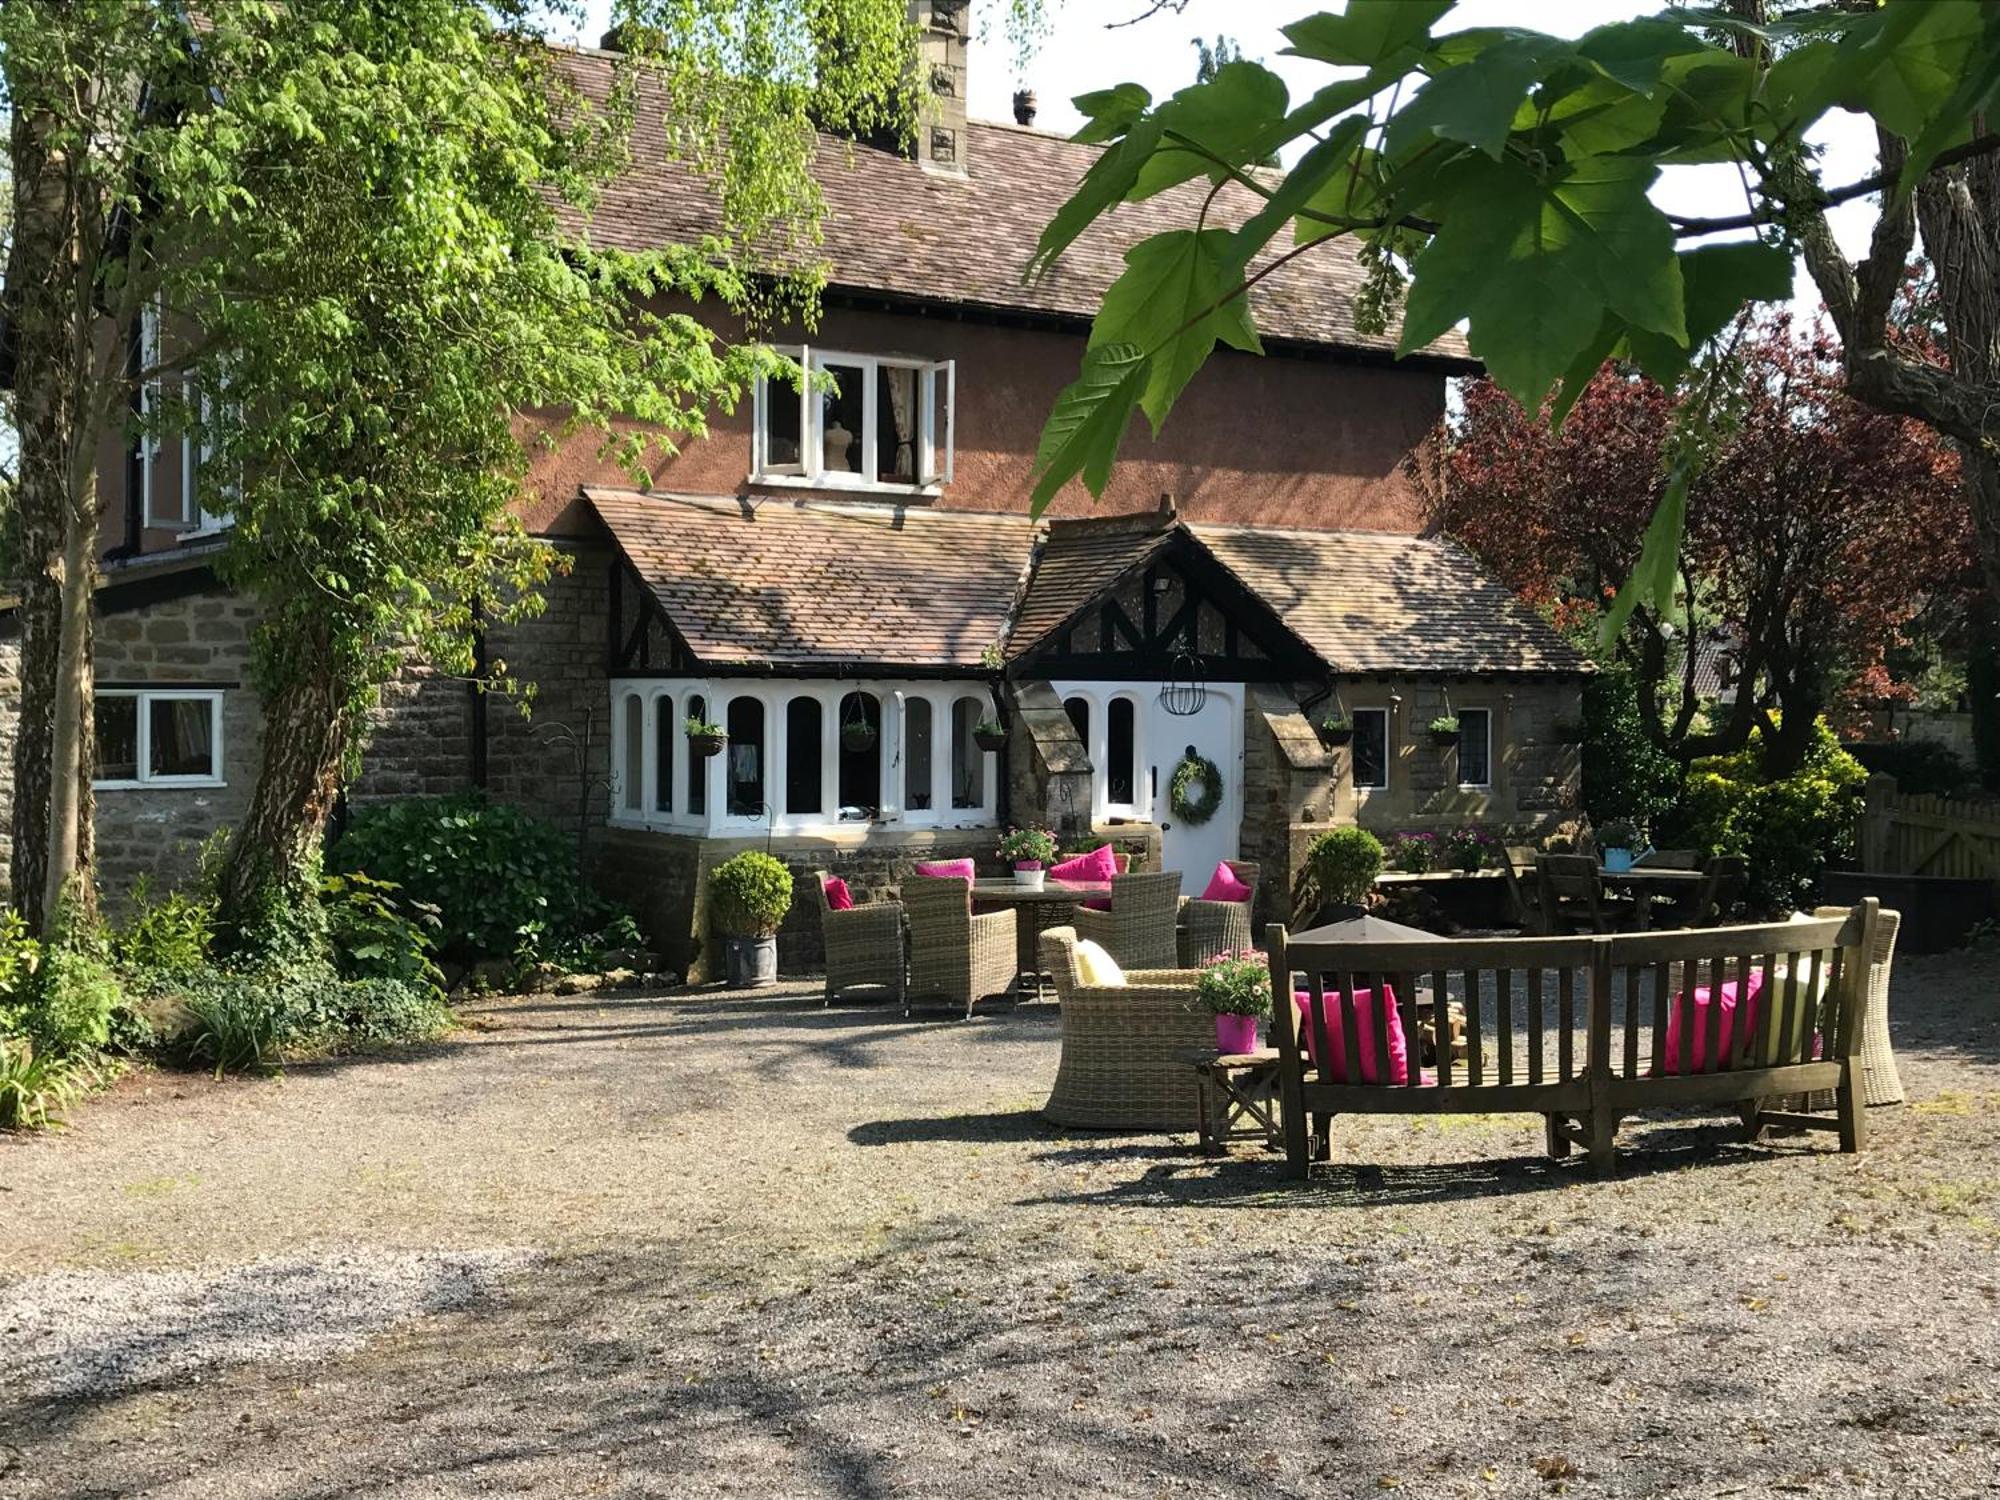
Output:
1580,667,1683,829
279,972,452,1047
709,852,794,938
1305,827,1383,907
1848,738,1978,798
174,972,286,1077
0,910,43,1038
1194,952,1271,1018
329,794,628,962
1387,831,1439,874
1669,718,1868,914
1427,714,1460,736
111,875,216,980
322,872,444,998
0,1038,89,1130
28,943,123,1056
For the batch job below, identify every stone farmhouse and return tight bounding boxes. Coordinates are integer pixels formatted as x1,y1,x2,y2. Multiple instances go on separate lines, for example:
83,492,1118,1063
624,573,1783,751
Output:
1,5,1588,976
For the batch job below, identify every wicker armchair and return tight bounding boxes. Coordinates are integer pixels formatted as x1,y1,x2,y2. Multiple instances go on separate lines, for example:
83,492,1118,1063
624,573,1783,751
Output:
1039,926,1213,1130
1072,870,1183,970
902,876,1017,1019
1179,860,1260,965
815,872,903,1006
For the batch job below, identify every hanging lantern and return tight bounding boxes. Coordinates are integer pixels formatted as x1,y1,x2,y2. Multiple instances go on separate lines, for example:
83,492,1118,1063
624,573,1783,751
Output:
1159,649,1207,717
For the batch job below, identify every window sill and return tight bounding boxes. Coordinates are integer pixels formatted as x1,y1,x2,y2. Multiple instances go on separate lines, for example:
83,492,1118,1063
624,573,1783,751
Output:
748,473,944,499
93,778,226,792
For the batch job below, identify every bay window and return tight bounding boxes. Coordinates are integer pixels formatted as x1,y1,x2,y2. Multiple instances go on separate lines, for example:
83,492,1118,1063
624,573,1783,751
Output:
752,346,955,492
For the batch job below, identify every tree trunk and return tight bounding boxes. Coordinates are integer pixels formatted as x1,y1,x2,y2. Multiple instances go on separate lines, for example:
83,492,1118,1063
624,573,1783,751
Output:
6,88,98,934
217,629,353,928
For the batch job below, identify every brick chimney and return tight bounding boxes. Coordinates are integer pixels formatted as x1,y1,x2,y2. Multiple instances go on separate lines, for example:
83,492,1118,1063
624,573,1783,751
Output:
911,0,968,176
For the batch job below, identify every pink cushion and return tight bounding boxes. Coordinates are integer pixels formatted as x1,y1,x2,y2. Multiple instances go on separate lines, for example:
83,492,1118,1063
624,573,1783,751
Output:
823,876,853,912
1659,972,1764,1076
1200,860,1252,903
1293,986,1409,1085
913,858,975,883
1050,844,1119,883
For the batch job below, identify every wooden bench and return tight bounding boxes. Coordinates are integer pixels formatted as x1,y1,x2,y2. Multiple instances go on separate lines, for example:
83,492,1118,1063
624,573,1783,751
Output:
1264,900,1883,1178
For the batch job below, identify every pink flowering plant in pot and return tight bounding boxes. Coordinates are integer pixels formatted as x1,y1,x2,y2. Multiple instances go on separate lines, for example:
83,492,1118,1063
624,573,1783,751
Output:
1195,951,1271,1056
997,826,1058,889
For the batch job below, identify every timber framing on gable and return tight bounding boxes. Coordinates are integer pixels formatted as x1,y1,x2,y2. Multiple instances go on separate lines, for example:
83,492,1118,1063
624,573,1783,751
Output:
606,554,698,676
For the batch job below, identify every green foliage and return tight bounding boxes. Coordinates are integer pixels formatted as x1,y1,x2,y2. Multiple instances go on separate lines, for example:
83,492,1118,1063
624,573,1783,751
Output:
110,876,216,981
25,943,123,1057
997,827,1058,865
1194,952,1272,1019
1596,818,1642,851
1427,714,1459,736
321,873,445,999
1318,712,1353,735
0,1038,89,1131
709,852,794,939
1387,831,1439,874
1443,827,1494,874
1850,739,1979,798
0,910,44,1037
173,972,287,1078
1306,827,1384,906
329,794,627,962
1580,667,1683,830
1669,718,1868,915
684,713,725,738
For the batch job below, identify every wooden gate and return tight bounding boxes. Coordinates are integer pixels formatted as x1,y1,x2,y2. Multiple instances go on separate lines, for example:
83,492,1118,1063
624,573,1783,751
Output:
1861,773,2000,877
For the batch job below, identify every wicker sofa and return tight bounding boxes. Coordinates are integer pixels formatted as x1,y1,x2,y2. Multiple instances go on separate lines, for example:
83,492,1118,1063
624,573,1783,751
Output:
903,875,1016,1019
1039,925,1213,1130
814,872,903,1006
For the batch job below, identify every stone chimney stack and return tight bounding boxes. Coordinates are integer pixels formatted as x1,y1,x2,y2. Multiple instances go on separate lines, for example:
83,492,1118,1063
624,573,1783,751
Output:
910,0,968,175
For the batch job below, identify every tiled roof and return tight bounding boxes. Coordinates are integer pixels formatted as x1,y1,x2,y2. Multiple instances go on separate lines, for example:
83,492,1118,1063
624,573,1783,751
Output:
558,48,1472,364
1006,509,1179,659
1191,525,1590,676
585,488,1035,669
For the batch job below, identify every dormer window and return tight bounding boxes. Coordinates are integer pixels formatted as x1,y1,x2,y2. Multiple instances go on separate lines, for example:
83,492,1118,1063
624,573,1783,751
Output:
752,346,954,493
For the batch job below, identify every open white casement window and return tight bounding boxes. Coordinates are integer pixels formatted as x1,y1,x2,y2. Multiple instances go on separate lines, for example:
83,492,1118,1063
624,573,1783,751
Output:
750,346,955,493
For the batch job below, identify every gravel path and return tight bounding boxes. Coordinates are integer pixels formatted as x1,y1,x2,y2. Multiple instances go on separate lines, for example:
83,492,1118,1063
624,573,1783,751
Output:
2,953,1997,1498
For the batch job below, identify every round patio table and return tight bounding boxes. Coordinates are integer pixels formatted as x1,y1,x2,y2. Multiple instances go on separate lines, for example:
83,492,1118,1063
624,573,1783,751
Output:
971,877,1112,998
1597,866,1703,928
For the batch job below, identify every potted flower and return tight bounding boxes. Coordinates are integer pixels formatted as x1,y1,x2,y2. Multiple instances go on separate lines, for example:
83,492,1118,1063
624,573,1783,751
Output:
973,715,1009,752
1553,717,1587,745
685,713,727,759
1304,826,1383,922
709,851,793,989
1195,951,1272,1055
1317,711,1354,747
1444,826,1493,875
1390,831,1438,874
1597,818,1644,874
1427,713,1460,748
997,826,1057,889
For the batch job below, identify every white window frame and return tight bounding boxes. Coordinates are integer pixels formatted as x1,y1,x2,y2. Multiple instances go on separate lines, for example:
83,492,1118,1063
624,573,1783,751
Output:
1049,685,1155,827
1351,706,1390,792
1456,707,1493,790
750,345,955,495
606,678,995,836
93,688,226,790
138,303,234,539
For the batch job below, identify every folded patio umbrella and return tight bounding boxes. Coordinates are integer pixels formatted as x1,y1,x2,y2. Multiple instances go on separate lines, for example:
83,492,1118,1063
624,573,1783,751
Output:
1287,911,1442,946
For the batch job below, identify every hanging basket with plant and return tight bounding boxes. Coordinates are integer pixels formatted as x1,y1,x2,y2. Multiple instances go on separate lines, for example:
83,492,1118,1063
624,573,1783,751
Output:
1317,711,1354,747
973,716,1009,752
1168,751,1224,826
839,715,878,753
1427,714,1461,748
685,713,726,758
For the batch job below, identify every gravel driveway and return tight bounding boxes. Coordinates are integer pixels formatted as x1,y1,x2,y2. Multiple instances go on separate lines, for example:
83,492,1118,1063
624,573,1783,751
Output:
3,952,1998,1499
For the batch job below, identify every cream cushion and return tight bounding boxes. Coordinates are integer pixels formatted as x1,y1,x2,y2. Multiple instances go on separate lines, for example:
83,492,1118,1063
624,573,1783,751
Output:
1072,938,1127,988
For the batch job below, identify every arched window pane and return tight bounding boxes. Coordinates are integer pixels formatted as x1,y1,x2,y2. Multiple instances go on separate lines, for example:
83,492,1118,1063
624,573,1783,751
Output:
1106,697,1136,806
621,692,644,812
1063,695,1089,747
905,698,933,811
653,694,674,814
685,694,708,814
786,697,823,815
951,696,985,810
838,691,881,820
727,697,765,817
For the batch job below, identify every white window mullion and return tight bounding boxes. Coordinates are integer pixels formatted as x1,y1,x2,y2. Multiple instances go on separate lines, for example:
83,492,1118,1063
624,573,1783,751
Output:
859,355,879,483
800,343,820,480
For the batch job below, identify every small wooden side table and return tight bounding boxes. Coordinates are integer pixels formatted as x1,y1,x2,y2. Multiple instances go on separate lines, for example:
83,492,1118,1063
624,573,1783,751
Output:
1187,1047,1284,1156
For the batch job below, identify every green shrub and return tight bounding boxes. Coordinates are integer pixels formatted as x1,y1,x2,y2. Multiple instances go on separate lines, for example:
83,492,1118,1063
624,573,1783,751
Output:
0,1038,90,1130
278,971,452,1047
322,872,444,998
29,943,123,1056
1580,667,1683,828
111,876,216,980
1306,827,1384,907
1670,718,1868,914
0,910,44,1039
174,972,285,1077
709,852,794,938
329,794,628,962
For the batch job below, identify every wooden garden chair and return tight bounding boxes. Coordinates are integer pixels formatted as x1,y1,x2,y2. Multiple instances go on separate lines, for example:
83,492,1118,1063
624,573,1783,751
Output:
1499,845,1550,934
1536,853,1618,935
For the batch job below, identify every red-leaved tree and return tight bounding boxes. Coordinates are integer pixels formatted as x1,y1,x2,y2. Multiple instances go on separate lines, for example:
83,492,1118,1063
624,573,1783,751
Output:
1435,315,1973,776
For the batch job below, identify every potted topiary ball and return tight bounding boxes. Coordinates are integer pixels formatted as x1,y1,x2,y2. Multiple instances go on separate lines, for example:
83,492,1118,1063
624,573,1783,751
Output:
1427,714,1461,748
1304,826,1384,923
1195,951,1272,1055
709,851,793,988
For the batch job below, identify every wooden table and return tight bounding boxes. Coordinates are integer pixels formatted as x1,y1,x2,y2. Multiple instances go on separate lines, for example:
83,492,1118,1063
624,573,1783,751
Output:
1597,866,1703,928
971,878,1112,998
1183,1047,1285,1155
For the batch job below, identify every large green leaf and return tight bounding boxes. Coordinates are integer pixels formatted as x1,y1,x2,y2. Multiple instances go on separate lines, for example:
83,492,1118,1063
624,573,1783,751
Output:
1131,61,1291,200
1625,240,1793,386
1599,467,1688,650
1281,1,1451,69
1027,115,1164,279
1386,34,1554,160
1092,229,1262,431
1547,157,1683,342
1029,342,1149,516
1071,83,1152,145
1575,16,1706,94
1231,116,1368,261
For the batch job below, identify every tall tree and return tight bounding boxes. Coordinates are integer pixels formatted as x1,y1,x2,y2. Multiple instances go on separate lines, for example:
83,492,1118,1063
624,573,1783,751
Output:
1437,318,1973,774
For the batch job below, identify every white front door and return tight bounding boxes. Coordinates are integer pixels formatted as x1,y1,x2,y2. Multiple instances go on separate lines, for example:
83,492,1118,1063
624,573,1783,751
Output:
1050,679,1242,897
1147,685,1241,896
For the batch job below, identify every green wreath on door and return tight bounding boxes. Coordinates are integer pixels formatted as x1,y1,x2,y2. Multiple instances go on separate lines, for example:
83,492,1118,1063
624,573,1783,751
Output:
1168,750,1223,827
